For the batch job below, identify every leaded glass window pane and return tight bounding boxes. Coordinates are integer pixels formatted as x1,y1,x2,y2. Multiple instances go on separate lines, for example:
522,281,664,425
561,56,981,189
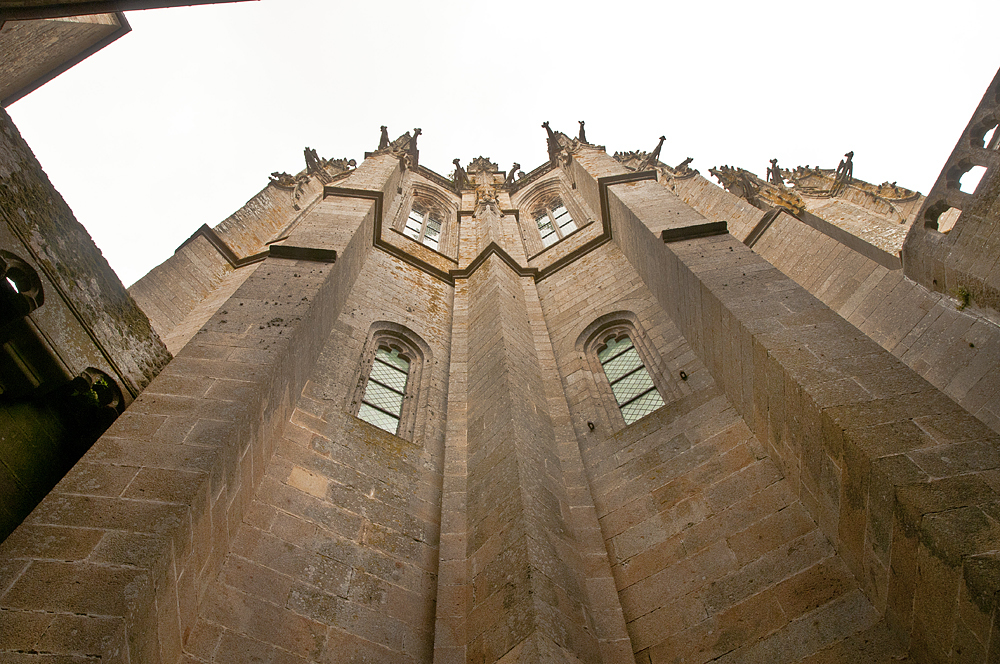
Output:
363,381,403,413
552,206,575,233
620,390,665,424
357,403,399,433
611,368,654,404
370,360,407,391
423,216,441,250
358,347,410,434
602,347,642,382
405,210,423,240
598,334,664,425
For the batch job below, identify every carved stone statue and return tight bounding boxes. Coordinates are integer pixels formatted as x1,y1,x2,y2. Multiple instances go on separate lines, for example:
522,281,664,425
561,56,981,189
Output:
452,158,469,191
304,147,322,174
410,128,421,157
834,151,854,187
475,183,498,208
674,157,694,174
378,126,389,150
637,136,666,171
504,162,521,186
578,120,587,144
767,158,783,186
542,121,560,161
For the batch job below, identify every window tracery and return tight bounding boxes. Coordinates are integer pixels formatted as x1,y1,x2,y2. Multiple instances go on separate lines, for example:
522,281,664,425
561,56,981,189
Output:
577,313,675,429
351,323,430,441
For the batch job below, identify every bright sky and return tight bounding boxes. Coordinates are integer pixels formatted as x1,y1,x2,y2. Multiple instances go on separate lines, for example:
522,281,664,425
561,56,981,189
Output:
7,0,1000,286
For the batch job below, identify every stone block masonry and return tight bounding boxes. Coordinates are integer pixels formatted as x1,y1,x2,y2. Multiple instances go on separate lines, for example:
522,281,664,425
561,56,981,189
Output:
0,154,400,662
5,113,1000,664
571,146,1000,662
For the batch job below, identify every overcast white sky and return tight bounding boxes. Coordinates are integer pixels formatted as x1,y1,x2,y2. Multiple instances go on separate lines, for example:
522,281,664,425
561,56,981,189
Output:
7,0,1000,285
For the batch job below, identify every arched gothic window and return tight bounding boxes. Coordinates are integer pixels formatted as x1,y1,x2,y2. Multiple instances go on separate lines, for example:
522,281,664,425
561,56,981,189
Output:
404,202,444,251
357,345,411,433
534,198,576,248
596,332,665,424
352,323,430,441
0,251,44,327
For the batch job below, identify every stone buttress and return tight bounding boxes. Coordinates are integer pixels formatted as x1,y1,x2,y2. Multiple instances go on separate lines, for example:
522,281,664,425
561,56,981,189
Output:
3,118,1000,664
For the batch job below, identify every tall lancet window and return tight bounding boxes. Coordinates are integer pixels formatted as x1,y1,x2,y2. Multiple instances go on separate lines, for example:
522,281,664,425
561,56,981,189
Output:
358,346,410,434
597,334,664,424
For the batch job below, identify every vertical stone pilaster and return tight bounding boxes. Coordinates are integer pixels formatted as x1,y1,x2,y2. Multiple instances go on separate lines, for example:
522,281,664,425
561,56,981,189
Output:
464,253,599,664
434,278,470,664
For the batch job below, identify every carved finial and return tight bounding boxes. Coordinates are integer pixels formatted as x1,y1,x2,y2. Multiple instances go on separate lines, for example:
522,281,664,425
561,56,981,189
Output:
578,120,587,144
452,158,469,192
378,126,389,150
504,162,521,186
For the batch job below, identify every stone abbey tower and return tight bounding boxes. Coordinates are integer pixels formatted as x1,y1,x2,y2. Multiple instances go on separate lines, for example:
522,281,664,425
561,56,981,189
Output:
4,48,1000,664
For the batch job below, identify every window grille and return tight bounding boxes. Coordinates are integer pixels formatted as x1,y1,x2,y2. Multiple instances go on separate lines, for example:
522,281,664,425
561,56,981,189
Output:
597,334,664,424
357,346,410,434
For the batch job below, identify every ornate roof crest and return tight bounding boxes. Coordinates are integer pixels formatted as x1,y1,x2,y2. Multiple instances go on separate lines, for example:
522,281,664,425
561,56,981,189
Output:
467,156,498,173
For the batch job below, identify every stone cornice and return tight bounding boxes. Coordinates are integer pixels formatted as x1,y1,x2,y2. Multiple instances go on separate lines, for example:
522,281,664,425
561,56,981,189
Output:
176,224,268,268
416,164,456,192
177,223,339,269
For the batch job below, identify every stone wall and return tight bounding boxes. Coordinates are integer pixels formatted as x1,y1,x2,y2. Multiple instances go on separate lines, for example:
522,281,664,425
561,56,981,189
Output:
903,67,1000,313
574,147,1000,663
671,167,1000,438
0,155,400,662
0,108,170,541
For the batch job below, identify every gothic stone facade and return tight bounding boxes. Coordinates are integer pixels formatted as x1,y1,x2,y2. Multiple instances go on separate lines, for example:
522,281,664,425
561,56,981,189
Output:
4,71,1000,664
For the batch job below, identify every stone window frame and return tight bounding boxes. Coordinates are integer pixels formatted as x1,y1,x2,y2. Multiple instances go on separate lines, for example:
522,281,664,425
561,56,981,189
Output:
578,313,671,429
350,322,432,442
393,184,457,258
0,250,44,326
404,204,445,251
533,198,577,248
516,179,590,257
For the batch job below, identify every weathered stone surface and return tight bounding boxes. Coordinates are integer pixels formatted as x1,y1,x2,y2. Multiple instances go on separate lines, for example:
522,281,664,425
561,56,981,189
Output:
6,101,1000,664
